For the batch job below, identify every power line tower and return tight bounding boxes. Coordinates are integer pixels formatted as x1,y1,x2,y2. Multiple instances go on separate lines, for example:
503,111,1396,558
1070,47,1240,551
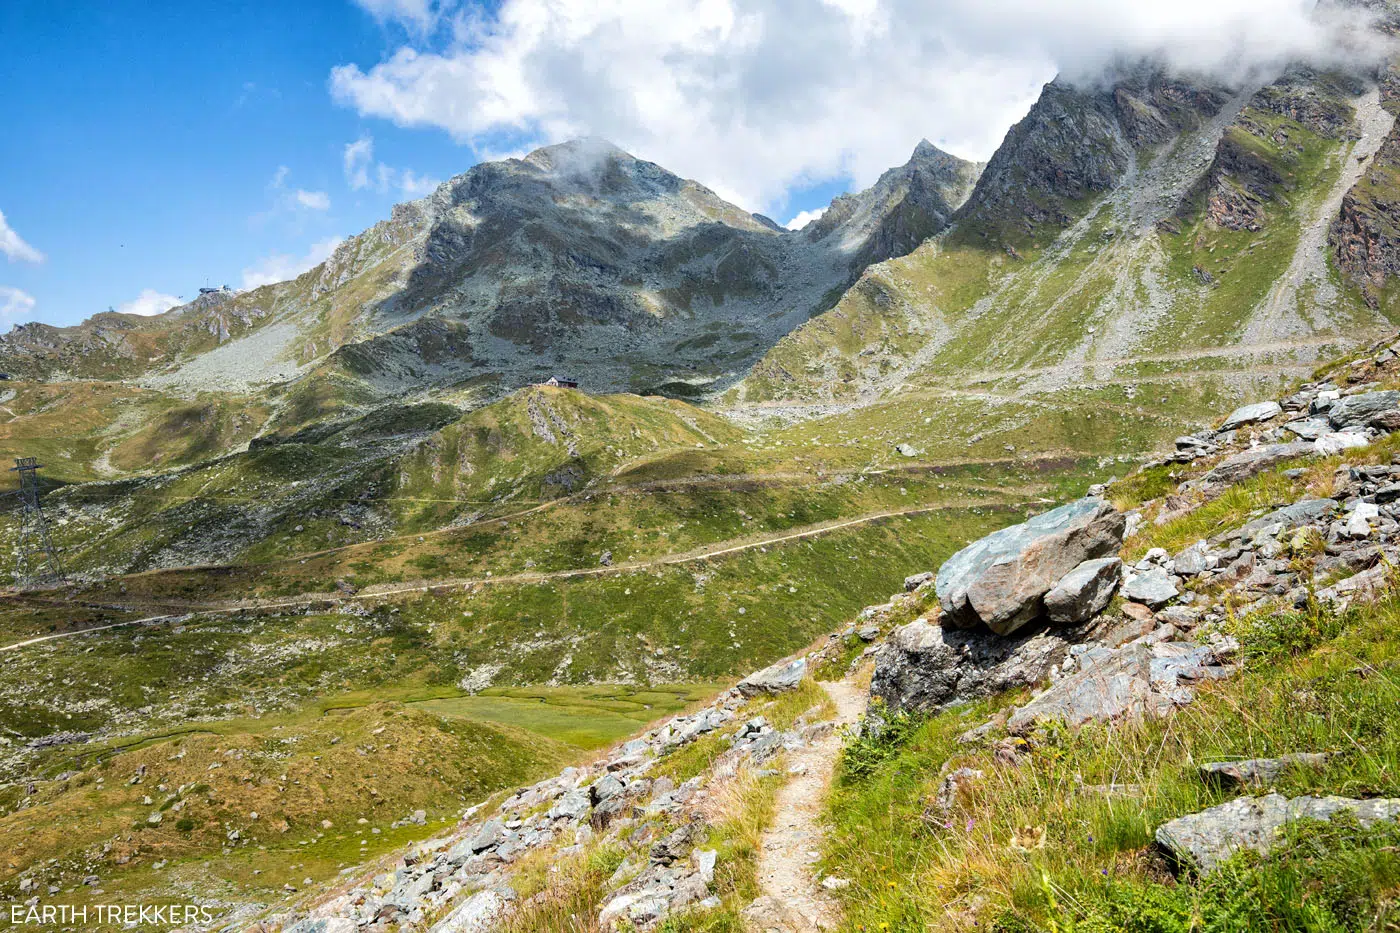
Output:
10,457,65,587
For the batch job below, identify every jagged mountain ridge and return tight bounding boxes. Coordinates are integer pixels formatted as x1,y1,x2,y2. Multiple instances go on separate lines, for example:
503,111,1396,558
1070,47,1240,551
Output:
0,138,981,405
738,57,1400,418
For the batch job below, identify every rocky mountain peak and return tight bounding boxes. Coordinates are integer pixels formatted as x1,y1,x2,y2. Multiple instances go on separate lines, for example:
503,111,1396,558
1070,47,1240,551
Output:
805,138,983,270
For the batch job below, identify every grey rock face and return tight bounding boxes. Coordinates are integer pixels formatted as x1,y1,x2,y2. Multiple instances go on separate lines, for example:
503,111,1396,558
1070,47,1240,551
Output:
1156,794,1400,873
1201,442,1317,487
1044,557,1122,624
1121,568,1179,608
936,498,1126,635
736,657,806,697
1199,753,1331,788
1006,640,1234,734
870,619,1074,718
1328,390,1400,429
1221,401,1282,430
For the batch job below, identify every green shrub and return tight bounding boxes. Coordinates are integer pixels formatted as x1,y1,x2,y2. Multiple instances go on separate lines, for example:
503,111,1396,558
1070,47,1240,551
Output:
840,700,920,782
1228,598,1359,666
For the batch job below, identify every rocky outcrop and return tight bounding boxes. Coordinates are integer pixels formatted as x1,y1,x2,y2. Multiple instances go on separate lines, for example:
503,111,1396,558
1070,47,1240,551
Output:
1156,794,1400,873
806,140,982,275
959,66,1228,244
935,498,1126,635
869,619,1077,719
1005,638,1237,734
1331,122,1400,302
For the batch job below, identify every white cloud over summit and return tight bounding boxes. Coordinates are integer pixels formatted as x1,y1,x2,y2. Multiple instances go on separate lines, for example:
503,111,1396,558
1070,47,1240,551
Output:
117,288,182,316
241,236,345,291
333,0,1390,212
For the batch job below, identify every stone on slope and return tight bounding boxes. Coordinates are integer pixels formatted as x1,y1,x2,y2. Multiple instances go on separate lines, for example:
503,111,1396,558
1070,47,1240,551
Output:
1200,442,1316,487
1006,640,1234,734
284,920,356,933
1327,390,1400,429
1121,568,1178,608
1199,753,1331,788
1284,418,1332,440
1221,401,1282,430
1233,498,1338,540
736,658,806,697
1317,431,1373,455
1155,794,1400,874
935,498,1125,635
870,619,1074,718
1043,557,1122,624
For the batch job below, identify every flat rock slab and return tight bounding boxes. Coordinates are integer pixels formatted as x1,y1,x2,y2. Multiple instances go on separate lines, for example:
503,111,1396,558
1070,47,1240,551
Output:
1221,401,1282,430
1007,640,1233,734
1199,753,1331,788
737,658,806,696
936,498,1125,636
1202,442,1316,487
1233,498,1338,540
1316,432,1372,455
1156,794,1400,874
1328,390,1400,429
1284,418,1332,440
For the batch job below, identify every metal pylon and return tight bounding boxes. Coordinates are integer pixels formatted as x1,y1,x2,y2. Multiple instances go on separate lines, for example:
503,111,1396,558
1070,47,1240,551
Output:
10,457,64,586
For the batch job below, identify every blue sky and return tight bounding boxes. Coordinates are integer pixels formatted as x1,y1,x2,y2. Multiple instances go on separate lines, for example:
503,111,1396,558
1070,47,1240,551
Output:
2,0,1348,329
1,2,479,325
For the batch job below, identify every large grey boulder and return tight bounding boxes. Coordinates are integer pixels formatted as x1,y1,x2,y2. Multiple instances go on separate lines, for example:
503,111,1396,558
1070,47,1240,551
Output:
1221,401,1282,430
1043,557,1121,624
1006,640,1234,734
736,657,805,697
870,618,1074,718
936,498,1126,635
1155,794,1400,873
1328,390,1400,430
1121,568,1179,608
1201,442,1316,487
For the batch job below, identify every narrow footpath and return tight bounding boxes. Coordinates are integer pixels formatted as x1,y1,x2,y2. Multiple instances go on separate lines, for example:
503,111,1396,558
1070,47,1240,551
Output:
749,678,866,931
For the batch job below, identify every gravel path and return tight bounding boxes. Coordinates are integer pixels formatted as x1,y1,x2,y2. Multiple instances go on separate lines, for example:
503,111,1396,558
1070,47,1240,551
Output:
751,679,865,931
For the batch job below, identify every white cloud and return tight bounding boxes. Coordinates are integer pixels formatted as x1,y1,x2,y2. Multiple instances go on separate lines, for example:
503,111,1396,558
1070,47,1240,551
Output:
0,286,36,319
784,207,827,230
240,236,345,291
116,288,182,317
330,0,1391,212
344,137,374,190
397,169,443,196
343,134,442,197
353,0,452,33
295,189,332,210
0,210,44,264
